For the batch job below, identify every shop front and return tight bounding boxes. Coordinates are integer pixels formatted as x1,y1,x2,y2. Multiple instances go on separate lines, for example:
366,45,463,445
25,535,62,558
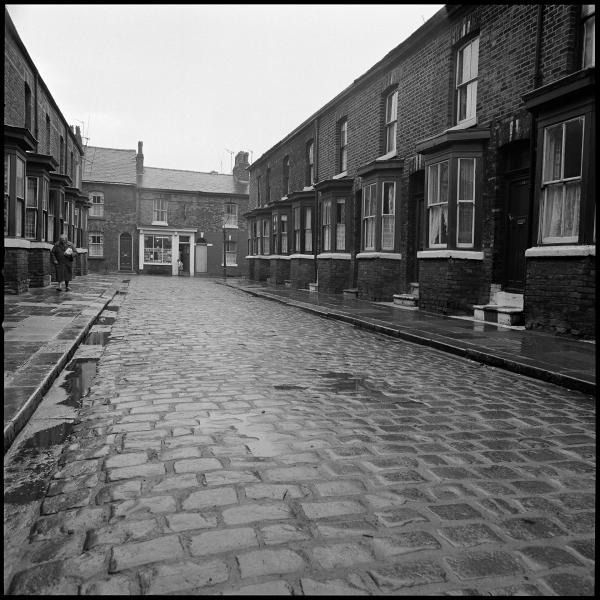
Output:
137,227,197,276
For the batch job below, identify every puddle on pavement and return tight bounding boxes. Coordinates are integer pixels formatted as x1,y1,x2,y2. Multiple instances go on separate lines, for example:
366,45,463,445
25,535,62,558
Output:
273,384,308,391
20,421,76,452
59,359,98,407
83,331,110,345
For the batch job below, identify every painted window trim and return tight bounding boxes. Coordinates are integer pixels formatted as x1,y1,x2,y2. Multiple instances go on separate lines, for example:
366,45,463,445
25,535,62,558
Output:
317,252,351,260
417,249,483,260
525,244,595,258
357,252,403,260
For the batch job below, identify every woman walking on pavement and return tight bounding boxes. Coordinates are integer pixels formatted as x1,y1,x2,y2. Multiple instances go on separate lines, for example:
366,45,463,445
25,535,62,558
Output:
51,233,75,291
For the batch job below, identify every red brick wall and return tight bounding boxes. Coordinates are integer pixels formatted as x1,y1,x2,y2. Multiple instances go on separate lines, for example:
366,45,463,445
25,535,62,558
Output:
4,248,29,294
357,258,404,302
290,258,315,289
27,247,52,287
318,258,352,294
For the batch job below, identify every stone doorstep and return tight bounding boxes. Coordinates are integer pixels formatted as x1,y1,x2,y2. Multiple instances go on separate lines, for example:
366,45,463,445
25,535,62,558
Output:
473,304,524,326
409,282,420,298
393,294,418,308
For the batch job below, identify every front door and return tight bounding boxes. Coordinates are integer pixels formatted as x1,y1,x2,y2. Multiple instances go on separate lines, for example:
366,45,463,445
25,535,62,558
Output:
119,232,132,271
195,244,207,273
505,176,530,291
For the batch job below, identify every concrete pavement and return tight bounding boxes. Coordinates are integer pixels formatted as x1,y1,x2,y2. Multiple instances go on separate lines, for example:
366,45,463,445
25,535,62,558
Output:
3,275,595,595
3,273,128,452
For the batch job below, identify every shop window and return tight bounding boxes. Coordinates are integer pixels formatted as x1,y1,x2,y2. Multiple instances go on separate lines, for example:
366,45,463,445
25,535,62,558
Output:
336,199,346,250
456,36,479,126
581,5,595,68
153,198,167,223
322,200,332,251
362,183,377,250
304,207,312,252
89,192,104,217
144,234,171,263
339,119,348,172
89,232,104,257
457,158,475,246
282,156,290,196
224,203,238,228
384,91,398,154
427,161,449,247
25,177,38,239
539,117,583,244
381,183,395,250
15,156,25,237
306,140,314,186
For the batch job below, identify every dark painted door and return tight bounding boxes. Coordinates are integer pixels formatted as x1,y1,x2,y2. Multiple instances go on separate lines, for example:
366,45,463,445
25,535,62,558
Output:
119,232,132,271
505,177,529,291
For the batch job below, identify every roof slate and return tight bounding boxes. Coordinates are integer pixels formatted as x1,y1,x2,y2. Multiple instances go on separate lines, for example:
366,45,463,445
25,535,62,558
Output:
83,146,248,195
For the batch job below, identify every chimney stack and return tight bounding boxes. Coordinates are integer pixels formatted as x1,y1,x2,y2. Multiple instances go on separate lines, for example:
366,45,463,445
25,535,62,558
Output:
136,141,144,174
232,151,250,183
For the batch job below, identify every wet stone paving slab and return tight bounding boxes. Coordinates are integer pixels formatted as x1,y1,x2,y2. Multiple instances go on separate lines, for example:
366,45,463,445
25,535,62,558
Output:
3,276,595,595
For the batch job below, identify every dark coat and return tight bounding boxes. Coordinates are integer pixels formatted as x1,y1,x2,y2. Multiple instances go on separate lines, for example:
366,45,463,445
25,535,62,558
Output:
51,241,75,282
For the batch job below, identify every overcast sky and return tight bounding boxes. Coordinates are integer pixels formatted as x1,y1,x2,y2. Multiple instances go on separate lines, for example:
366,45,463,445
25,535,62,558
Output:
7,4,444,173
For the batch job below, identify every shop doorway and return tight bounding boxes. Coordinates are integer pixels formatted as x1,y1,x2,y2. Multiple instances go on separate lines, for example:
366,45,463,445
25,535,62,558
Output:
119,232,133,271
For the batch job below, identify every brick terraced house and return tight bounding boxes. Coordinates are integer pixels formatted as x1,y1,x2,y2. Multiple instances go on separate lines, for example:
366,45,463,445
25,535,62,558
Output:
244,4,595,338
82,145,249,277
4,9,90,293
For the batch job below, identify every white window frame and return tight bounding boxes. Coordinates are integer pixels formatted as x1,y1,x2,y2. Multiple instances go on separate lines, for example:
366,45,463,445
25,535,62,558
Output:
280,214,288,254
89,232,104,257
225,239,237,266
262,218,270,255
427,161,449,248
456,158,476,247
336,198,346,251
385,91,398,154
322,200,332,252
224,203,238,228
456,36,479,126
381,182,395,251
294,206,301,252
25,176,38,239
89,192,104,218
539,116,584,244
582,5,595,68
362,183,377,251
153,198,168,224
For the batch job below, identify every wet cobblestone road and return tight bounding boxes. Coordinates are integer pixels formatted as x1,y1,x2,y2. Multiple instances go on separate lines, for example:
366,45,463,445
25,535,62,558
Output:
4,276,595,595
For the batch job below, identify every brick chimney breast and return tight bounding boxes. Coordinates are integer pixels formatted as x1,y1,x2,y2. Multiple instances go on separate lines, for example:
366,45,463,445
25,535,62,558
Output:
233,151,249,182
136,141,144,174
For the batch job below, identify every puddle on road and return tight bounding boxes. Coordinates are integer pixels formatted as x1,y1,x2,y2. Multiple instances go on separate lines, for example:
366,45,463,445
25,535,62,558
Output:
59,359,98,407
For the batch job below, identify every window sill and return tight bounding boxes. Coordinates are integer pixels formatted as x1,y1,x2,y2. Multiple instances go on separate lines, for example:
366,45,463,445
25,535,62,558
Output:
288,253,315,259
376,150,398,161
88,255,105,259
417,249,483,260
525,244,595,258
151,221,169,226
332,171,348,180
357,252,402,260
317,252,351,260
302,186,314,192
448,117,477,131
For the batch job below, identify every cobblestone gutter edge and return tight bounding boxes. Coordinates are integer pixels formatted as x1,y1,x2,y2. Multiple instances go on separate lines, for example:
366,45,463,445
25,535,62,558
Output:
3,287,120,454
228,283,595,397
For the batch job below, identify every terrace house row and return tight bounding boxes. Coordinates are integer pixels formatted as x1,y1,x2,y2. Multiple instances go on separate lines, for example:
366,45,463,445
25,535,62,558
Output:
4,9,89,293
245,4,595,338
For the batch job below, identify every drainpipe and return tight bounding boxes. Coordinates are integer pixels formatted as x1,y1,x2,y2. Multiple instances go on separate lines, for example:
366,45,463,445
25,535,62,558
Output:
313,116,319,284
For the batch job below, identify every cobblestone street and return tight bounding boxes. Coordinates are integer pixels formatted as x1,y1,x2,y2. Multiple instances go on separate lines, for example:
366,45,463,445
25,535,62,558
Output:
4,275,595,595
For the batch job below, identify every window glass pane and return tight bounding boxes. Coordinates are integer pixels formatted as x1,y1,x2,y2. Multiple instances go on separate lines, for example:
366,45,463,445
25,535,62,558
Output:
16,158,25,198
563,181,581,239
457,203,474,245
470,37,479,77
439,161,449,204
542,185,564,239
543,124,563,182
4,154,9,195
428,165,439,205
26,178,38,207
458,159,475,200
429,204,448,246
563,118,583,179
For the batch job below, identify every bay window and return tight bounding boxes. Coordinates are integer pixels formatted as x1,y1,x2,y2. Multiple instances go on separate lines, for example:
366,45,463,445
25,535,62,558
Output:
322,200,332,251
381,183,395,250
25,177,38,239
336,199,346,251
457,158,475,246
539,117,583,244
427,161,449,247
362,183,376,250
304,207,312,252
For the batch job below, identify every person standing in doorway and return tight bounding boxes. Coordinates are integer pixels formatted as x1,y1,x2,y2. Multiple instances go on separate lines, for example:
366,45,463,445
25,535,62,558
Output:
51,233,75,291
